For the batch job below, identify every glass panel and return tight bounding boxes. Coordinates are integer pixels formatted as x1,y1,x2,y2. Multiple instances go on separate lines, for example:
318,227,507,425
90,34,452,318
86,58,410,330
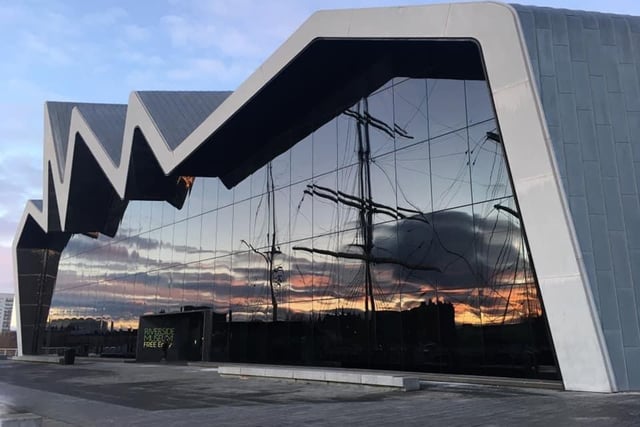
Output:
196,213,214,262
337,114,359,169
249,194,266,249
336,164,360,233
233,199,251,252
216,206,233,257
371,219,399,304
217,178,234,209
202,178,219,213
335,227,365,312
393,78,428,145
395,141,431,214
429,130,472,211
291,135,313,184
119,201,137,240
214,255,231,312
172,218,188,265
184,215,203,265
138,201,153,233
251,165,267,199
290,180,313,243
156,268,172,313
150,228,163,271
469,120,511,202
366,85,395,158
274,186,290,245
311,234,341,305
289,238,313,317
271,151,291,190
183,177,203,220
229,252,254,321
234,175,251,203
428,78,466,139
465,79,494,126
370,151,397,225
311,171,338,236
274,243,289,322
313,119,337,177
159,223,174,268
148,201,164,231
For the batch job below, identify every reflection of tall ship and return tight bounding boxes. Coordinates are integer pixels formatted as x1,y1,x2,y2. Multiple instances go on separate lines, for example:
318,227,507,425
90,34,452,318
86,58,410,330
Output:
292,97,440,346
240,83,548,368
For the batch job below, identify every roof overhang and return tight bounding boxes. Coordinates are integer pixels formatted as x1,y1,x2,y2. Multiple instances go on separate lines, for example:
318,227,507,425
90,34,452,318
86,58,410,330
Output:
174,38,486,186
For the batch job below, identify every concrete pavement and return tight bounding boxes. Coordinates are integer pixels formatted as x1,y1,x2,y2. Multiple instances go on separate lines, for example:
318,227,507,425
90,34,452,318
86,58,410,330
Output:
0,359,639,426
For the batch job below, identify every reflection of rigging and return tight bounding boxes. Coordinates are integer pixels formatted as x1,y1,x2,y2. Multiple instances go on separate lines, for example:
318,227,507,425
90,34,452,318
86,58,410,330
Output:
248,79,539,330
293,98,439,336
491,203,538,325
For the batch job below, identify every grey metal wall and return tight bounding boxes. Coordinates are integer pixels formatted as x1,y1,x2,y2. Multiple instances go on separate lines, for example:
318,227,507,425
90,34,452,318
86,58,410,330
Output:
513,4,640,390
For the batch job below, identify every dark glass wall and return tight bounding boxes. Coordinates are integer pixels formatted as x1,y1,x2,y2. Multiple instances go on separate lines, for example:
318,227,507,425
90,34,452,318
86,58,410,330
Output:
48,76,558,379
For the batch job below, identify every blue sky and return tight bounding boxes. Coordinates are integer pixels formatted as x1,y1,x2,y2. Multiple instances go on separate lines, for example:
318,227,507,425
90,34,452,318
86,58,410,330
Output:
1,0,639,296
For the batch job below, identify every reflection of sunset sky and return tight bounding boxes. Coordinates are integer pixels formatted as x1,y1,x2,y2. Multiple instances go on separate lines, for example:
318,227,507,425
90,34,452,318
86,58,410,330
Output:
51,208,540,328
49,77,546,331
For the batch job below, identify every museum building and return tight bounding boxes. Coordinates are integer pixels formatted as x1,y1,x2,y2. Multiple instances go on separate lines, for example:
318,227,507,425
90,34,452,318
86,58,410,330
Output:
12,3,640,392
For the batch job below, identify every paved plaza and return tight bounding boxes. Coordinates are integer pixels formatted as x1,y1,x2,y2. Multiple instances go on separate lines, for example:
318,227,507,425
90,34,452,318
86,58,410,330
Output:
0,359,639,426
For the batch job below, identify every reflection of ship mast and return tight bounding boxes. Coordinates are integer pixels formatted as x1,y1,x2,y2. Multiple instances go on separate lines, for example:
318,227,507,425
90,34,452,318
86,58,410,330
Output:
293,98,439,333
242,162,281,322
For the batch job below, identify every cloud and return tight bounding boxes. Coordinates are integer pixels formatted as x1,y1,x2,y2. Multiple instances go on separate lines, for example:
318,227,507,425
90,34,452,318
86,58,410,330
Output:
122,24,151,43
166,58,253,83
0,150,43,250
22,32,73,66
79,7,128,27
119,51,164,66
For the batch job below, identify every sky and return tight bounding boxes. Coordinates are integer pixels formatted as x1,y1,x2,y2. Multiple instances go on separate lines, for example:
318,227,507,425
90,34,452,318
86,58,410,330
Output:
1,0,639,298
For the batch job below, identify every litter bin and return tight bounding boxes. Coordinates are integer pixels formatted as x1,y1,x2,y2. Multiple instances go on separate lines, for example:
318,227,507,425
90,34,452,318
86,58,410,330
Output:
60,348,75,365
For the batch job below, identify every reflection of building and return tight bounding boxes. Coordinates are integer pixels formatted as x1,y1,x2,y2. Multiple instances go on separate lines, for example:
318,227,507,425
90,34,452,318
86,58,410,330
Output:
0,293,14,333
12,3,640,392
47,318,109,333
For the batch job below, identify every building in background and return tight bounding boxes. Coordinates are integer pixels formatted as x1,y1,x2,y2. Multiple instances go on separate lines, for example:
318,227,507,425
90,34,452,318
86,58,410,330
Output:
0,293,14,333
12,3,640,392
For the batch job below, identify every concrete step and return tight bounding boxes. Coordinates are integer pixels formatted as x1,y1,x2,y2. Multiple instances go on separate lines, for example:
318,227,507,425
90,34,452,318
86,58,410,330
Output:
11,355,60,364
218,364,420,391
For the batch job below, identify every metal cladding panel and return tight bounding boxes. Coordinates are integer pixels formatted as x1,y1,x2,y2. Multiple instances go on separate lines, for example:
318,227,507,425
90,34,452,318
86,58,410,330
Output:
47,102,75,176
75,104,127,166
136,91,232,150
514,4,640,390
31,200,43,211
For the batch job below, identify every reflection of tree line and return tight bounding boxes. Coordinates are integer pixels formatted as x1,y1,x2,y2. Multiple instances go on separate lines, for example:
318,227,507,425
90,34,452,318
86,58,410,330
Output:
209,299,556,379
44,317,136,358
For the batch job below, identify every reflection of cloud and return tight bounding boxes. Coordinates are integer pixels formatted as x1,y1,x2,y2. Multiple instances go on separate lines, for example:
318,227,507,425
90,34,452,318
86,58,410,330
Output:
373,208,527,292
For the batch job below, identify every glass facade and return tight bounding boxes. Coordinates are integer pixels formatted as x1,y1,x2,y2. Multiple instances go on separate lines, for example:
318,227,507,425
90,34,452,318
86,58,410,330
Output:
47,76,559,379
